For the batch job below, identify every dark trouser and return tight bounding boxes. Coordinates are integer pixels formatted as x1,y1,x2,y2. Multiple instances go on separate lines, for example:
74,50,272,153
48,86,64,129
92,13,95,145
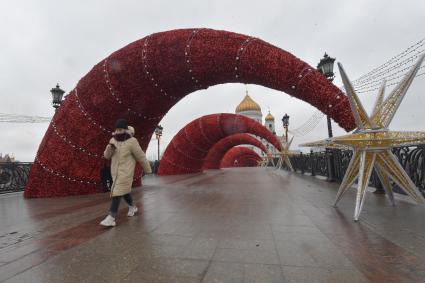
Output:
109,193,133,217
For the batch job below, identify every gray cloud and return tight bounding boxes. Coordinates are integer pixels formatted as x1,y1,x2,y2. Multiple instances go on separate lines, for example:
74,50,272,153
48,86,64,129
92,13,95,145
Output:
1,0,424,161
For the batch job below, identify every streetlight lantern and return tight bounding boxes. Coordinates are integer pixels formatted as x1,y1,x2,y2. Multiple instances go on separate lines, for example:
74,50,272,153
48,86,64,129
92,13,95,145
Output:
281,113,289,128
281,113,290,142
317,53,336,80
154,125,163,161
154,125,163,139
50,84,65,111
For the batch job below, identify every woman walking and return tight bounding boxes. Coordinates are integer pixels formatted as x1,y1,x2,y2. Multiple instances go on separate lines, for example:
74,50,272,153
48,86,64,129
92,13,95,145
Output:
100,119,152,227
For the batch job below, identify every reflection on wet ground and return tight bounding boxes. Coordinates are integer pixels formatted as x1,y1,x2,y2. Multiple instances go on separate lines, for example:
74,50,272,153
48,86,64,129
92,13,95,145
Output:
1,168,425,282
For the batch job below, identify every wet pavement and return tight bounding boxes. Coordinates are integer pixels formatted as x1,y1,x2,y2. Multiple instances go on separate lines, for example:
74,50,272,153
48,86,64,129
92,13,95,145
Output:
1,168,425,282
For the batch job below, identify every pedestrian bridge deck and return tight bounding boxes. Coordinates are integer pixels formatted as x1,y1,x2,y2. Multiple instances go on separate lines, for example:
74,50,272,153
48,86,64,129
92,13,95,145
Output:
1,168,425,282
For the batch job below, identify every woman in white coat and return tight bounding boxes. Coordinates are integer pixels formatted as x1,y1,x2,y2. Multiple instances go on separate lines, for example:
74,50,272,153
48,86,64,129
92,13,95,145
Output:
100,119,152,227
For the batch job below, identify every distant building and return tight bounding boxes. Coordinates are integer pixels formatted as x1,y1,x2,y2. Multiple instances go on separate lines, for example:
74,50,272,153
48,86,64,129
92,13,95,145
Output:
235,92,263,123
235,90,283,157
0,153,15,163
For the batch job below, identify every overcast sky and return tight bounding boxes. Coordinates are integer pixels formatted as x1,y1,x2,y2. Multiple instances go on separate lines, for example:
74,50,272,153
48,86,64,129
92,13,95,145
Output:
1,0,425,161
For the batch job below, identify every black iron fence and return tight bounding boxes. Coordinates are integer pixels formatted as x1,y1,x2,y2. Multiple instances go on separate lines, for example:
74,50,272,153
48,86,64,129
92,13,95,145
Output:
0,161,160,195
2,146,425,196
0,162,32,194
284,146,425,197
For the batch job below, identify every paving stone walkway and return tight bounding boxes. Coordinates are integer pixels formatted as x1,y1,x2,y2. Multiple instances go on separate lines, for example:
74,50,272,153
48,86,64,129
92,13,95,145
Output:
1,168,425,282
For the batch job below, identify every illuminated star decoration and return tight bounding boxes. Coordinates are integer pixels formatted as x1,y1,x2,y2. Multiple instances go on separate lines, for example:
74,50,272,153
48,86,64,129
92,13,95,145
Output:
300,54,425,221
276,136,295,171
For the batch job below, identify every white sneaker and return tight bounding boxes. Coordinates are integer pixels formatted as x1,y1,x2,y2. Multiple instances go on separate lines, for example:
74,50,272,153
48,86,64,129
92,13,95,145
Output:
100,215,116,227
127,205,138,217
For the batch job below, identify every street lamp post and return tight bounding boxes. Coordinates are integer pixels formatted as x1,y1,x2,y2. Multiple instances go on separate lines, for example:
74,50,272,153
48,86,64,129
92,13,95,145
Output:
50,84,65,111
281,113,289,143
154,125,163,162
317,53,336,138
317,53,336,182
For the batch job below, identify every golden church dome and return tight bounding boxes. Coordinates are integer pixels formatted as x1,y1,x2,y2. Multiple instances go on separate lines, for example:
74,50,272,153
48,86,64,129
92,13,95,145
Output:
235,94,262,113
265,112,275,121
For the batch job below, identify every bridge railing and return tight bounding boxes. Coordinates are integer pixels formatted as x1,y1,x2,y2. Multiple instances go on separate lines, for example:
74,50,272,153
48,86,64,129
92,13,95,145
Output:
2,146,425,196
0,162,32,194
283,146,425,197
0,160,161,195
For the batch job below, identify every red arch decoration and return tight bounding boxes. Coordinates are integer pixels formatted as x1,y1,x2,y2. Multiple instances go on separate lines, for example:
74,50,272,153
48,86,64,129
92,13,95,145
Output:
25,28,355,198
220,147,261,168
237,156,262,167
158,113,280,175
203,133,267,170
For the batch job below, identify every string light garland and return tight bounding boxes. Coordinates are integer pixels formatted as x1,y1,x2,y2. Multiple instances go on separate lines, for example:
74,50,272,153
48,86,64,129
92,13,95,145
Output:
141,35,180,101
353,38,425,84
339,39,425,95
51,121,102,158
355,64,425,91
290,67,314,92
35,157,99,185
289,110,325,137
73,89,112,134
76,88,152,143
353,52,425,87
104,58,168,119
234,37,257,79
356,73,425,94
185,29,203,89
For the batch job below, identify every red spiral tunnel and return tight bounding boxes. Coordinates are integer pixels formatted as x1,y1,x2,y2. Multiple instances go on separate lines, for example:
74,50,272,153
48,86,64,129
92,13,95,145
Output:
203,133,267,170
158,113,280,175
220,147,261,168
25,28,354,197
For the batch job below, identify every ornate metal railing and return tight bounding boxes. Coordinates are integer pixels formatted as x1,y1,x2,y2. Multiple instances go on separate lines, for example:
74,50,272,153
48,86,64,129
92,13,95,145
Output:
284,146,425,197
3,146,425,197
0,162,32,194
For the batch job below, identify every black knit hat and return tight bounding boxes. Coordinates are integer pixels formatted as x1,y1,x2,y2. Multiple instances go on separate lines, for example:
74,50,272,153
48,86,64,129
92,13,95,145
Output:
115,118,128,129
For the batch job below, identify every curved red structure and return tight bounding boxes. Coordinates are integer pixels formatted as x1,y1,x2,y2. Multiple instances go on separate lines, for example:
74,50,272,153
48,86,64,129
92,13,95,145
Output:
203,133,267,170
236,156,261,167
25,28,354,197
158,113,280,175
220,147,261,168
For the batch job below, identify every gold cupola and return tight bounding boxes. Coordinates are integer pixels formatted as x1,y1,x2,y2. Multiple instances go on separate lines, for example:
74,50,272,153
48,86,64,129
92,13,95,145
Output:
265,111,275,121
235,91,262,113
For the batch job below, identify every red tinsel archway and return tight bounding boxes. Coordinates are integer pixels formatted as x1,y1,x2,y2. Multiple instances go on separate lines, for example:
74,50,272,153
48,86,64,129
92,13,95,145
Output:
235,156,261,167
203,133,267,170
158,113,280,175
25,28,354,198
220,147,261,168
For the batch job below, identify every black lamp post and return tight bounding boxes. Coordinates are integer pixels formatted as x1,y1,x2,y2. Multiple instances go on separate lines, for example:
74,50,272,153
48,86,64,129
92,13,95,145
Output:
50,84,65,111
154,125,163,161
317,53,336,182
317,53,336,138
281,113,289,143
